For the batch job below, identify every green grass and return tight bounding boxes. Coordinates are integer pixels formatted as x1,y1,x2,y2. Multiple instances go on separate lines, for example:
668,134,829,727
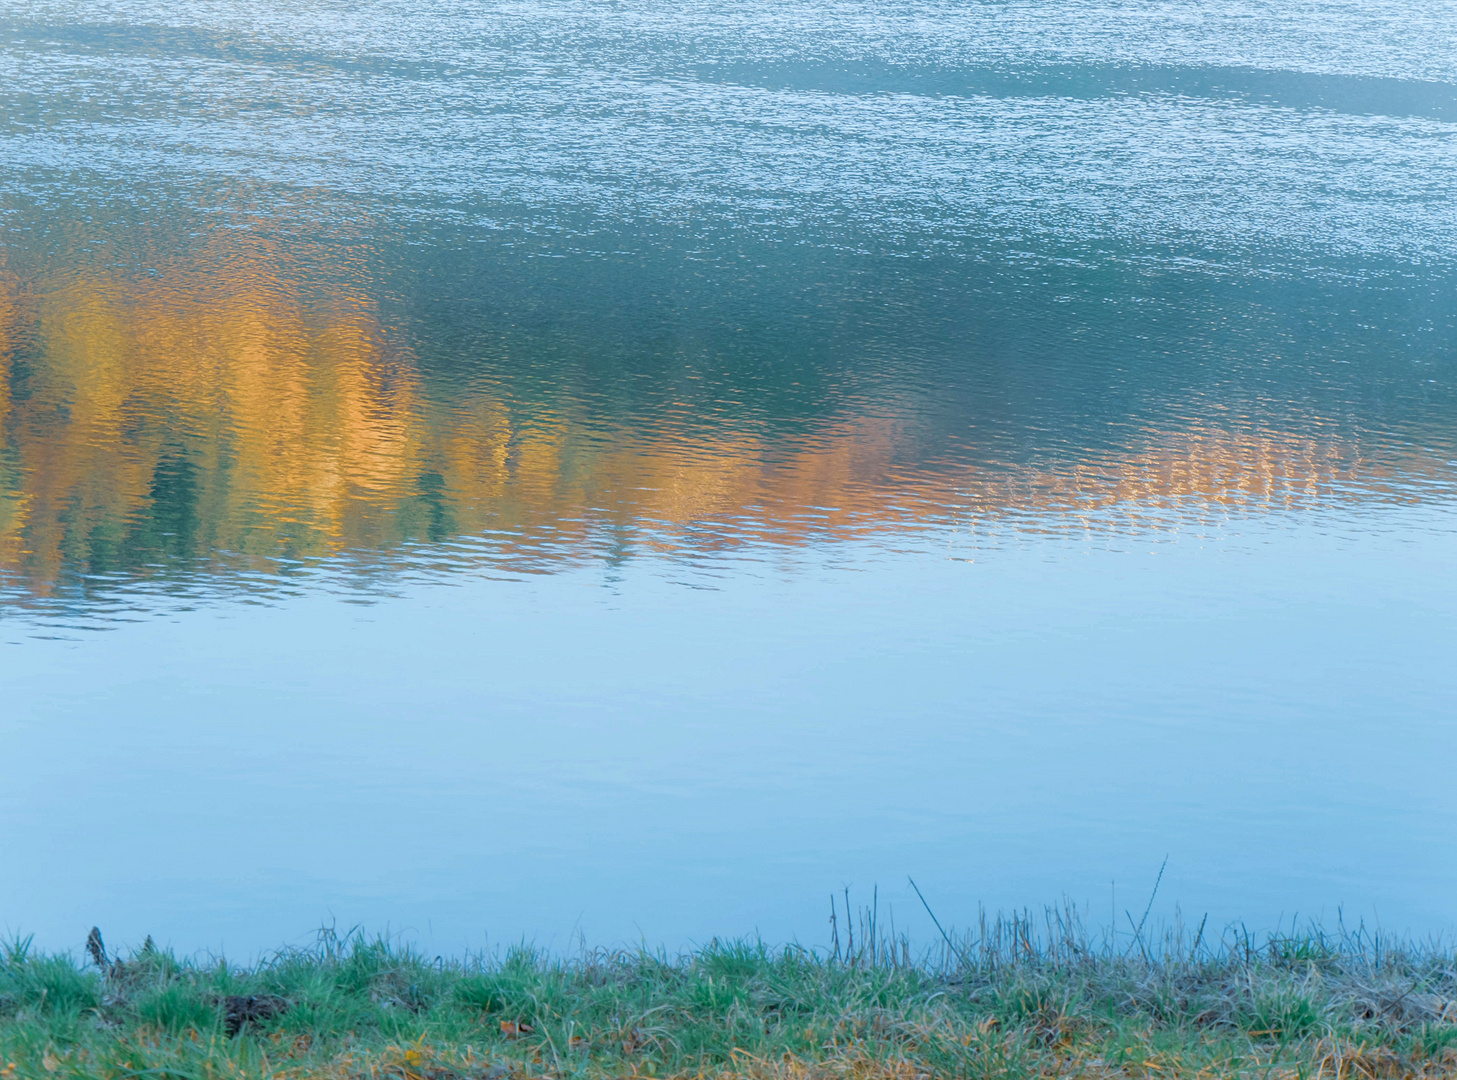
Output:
2,908,1455,1079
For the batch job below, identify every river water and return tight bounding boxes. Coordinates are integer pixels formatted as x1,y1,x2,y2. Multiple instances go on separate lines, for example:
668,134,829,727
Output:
1,0,1455,957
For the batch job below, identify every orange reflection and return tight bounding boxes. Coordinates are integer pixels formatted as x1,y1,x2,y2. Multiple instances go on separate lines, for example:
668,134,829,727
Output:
0,238,1450,598
0,234,422,594
0,265,24,571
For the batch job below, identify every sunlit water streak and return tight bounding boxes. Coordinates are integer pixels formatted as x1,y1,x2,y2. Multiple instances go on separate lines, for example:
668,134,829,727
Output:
0,0,1454,956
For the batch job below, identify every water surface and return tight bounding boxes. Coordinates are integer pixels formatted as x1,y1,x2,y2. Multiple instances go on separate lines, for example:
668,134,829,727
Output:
1,0,1455,956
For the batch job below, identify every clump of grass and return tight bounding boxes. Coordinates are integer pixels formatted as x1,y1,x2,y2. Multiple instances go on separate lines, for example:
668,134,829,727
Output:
2,906,1455,1080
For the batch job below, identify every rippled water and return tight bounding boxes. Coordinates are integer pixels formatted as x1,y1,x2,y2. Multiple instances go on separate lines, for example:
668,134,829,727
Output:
1,0,1455,955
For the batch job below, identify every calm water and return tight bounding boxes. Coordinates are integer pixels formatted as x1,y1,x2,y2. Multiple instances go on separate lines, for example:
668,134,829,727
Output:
2,0,1455,957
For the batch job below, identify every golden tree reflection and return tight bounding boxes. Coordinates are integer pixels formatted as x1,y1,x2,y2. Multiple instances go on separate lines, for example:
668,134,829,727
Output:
0,239,1449,598
0,268,20,568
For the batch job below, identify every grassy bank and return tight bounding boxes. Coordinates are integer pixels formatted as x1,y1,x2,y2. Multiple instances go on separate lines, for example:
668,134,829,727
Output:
3,909,1455,1079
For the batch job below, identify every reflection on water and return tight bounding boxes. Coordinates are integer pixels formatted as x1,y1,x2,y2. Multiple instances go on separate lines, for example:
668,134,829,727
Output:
0,237,423,593
2,0,1457,955
2,228,1454,611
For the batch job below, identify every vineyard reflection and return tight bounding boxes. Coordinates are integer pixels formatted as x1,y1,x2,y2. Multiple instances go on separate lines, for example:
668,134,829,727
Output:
0,237,1450,603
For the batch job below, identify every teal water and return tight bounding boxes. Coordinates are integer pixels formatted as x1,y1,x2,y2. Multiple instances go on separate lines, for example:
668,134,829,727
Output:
1,0,1455,957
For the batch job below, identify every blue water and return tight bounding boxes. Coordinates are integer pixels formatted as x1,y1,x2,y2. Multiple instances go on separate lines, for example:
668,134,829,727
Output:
1,0,1454,957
